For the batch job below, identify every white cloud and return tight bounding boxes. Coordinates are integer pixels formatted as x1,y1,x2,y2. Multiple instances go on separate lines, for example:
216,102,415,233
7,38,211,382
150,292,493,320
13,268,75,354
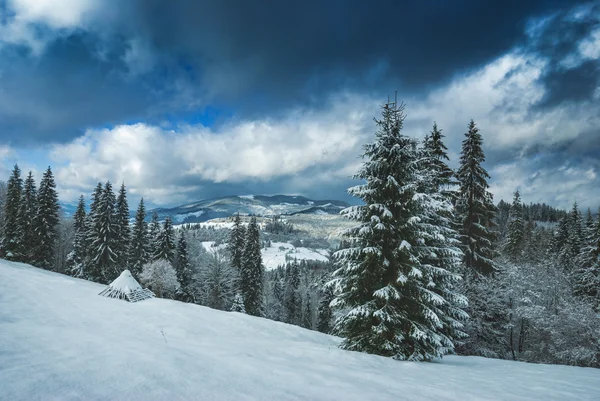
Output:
489,160,600,209
0,0,99,53
50,94,377,204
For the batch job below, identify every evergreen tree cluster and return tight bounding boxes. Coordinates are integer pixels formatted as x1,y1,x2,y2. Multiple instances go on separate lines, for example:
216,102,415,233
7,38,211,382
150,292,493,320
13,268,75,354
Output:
1,165,60,270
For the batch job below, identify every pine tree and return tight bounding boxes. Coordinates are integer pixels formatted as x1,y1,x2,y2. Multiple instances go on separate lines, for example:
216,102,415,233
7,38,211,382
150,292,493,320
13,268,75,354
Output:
84,182,104,279
18,171,37,264
331,100,466,360
418,123,468,349
2,164,23,261
67,195,87,277
33,167,60,270
130,198,149,279
240,216,264,316
573,207,600,305
422,122,455,192
148,212,161,260
174,230,194,302
114,183,131,269
317,285,334,333
88,182,119,283
154,216,175,262
228,213,246,271
456,119,497,275
504,190,524,261
270,274,285,321
231,293,246,313
567,202,583,263
302,290,313,329
284,262,301,324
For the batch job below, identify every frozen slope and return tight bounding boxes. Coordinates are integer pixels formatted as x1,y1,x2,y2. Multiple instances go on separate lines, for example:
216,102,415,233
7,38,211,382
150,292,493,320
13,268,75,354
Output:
1,260,599,401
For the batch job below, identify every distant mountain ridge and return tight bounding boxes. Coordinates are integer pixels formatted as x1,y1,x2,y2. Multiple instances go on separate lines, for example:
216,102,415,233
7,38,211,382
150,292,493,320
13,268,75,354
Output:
150,194,350,224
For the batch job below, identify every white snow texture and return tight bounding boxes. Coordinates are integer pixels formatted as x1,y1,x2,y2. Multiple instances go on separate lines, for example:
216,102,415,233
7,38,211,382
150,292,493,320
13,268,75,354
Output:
1,260,599,400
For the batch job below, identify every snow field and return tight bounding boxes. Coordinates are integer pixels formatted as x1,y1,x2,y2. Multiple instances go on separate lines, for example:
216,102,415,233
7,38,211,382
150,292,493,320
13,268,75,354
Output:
1,260,599,401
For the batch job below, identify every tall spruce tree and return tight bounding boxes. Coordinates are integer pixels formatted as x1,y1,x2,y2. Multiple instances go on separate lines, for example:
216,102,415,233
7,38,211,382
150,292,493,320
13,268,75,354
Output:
130,198,149,278
504,190,524,261
67,195,87,277
423,122,455,192
33,167,59,270
148,212,161,260
284,262,301,324
332,100,466,360
302,290,313,329
114,183,131,269
317,285,334,333
240,216,264,316
174,230,194,302
573,207,600,305
2,164,23,260
154,216,175,262
567,202,583,263
228,213,246,271
18,171,37,264
456,120,497,275
88,182,119,282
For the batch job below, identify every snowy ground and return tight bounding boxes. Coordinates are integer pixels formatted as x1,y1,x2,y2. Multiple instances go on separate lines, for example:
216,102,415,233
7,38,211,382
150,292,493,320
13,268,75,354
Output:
1,261,599,401
199,240,329,269
261,241,329,270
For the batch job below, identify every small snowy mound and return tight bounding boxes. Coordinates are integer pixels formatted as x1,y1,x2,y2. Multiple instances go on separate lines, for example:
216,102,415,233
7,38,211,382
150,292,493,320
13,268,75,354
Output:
98,270,154,302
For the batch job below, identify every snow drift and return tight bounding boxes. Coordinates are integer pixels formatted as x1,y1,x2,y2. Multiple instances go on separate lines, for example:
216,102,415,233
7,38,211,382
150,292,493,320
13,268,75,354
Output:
1,260,599,400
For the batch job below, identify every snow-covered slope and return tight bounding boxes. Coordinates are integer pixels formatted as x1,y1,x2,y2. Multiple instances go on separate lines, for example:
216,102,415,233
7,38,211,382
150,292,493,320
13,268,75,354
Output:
1,260,599,401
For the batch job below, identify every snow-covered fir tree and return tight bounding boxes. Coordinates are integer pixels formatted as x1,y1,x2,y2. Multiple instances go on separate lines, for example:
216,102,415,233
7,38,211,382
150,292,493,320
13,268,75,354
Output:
2,164,23,261
268,272,285,321
302,290,313,329
418,123,468,350
84,182,104,280
18,171,37,264
148,212,161,261
422,122,455,192
567,202,584,267
317,285,334,333
231,293,246,313
173,230,194,302
504,190,524,261
240,216,264,316
114,183,131,269
129,198,149,279
573,208,600,306
332,100,467,360
284,262,301,324
88,182,119,283
154,216,175,262
456,120,497,275
66,195,87,278
33,167,59,270
228,213,246,272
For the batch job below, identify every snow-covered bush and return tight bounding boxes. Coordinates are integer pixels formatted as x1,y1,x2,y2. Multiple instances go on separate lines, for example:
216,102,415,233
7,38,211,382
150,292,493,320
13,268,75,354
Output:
139,259,179,298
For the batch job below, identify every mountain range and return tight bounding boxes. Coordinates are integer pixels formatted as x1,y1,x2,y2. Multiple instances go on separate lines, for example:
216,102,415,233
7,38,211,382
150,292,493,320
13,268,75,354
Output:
149,195,350,224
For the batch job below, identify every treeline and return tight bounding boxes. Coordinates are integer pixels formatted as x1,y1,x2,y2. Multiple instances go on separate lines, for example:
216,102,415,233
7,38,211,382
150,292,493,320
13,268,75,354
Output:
0,166,60,269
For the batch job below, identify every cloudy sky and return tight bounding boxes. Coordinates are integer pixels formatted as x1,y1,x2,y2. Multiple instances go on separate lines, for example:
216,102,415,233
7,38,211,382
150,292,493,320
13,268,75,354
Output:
0,0,599,210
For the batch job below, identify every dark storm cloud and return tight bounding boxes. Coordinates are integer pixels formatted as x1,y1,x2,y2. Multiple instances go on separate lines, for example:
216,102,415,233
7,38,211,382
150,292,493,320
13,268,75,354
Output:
0,33,155,144
529,2,600,108
0,0,583,145
128,0,574,111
